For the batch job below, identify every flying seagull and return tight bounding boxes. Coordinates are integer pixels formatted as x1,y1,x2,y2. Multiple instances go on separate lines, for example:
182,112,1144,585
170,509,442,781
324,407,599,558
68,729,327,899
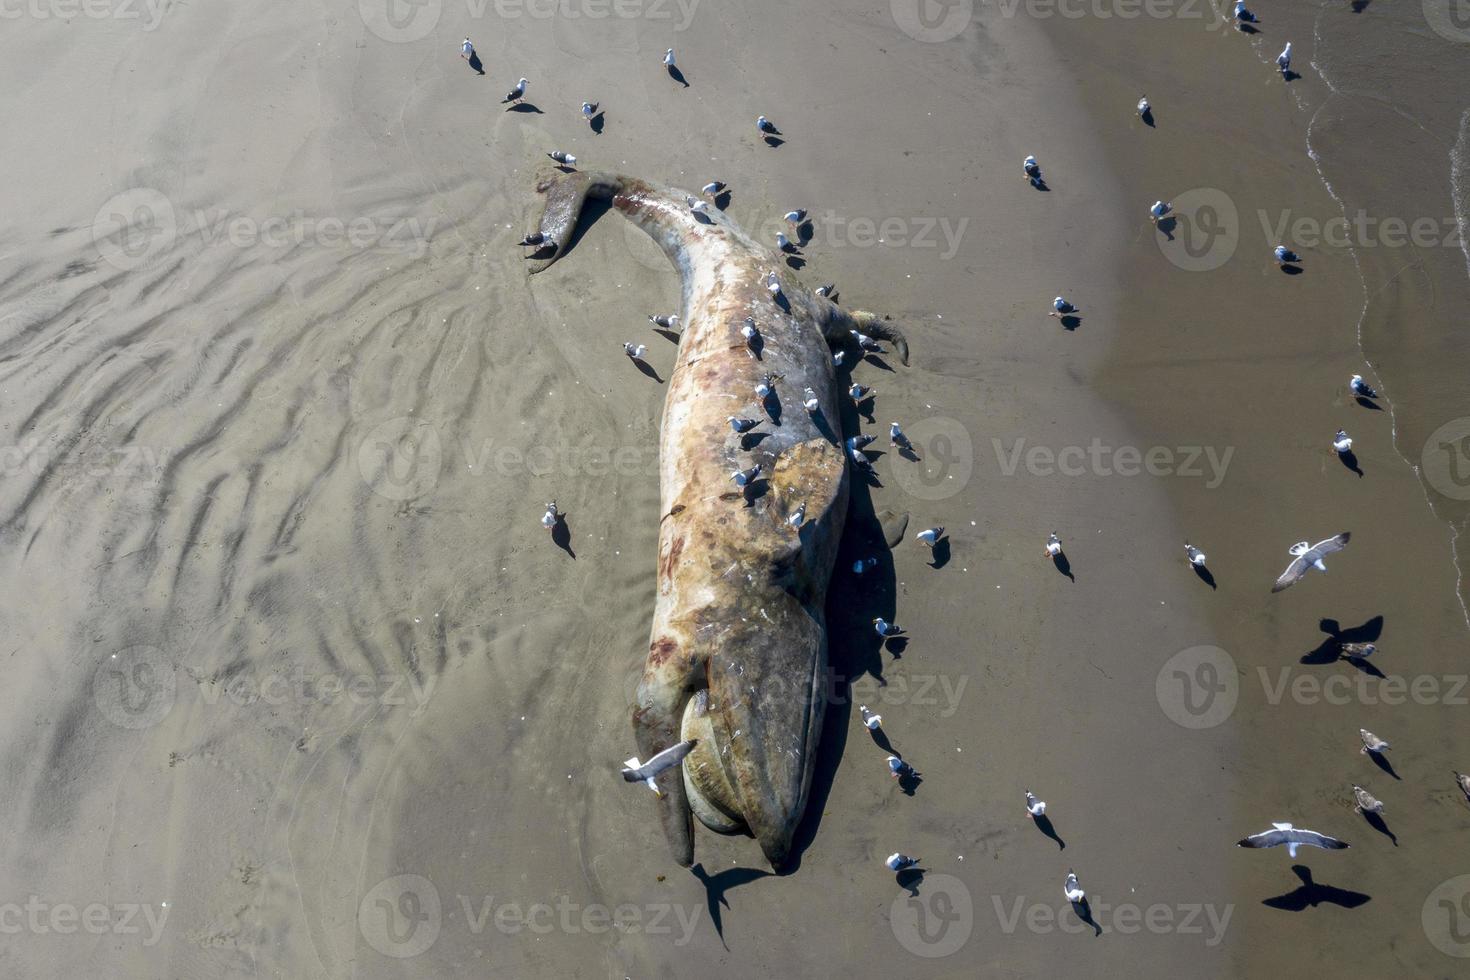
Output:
621,739,697,796
1237,822,1349,857
1271,532,1350,592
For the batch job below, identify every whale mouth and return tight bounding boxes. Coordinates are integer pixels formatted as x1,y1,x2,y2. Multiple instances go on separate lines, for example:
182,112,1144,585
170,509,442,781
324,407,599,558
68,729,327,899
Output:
680,690,747,834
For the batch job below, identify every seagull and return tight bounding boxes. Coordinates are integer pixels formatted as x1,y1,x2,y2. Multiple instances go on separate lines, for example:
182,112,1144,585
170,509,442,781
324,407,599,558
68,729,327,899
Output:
783,209,806,225
872,617,903,637
663,48,676,67
849,383,874,403
541,501,558,531
851,329,883,353
775,232,793,251
788,503,806,528
890,422,912,451
1350,374,1378,399
1237,822,1349,857
1044,531,1063,558
1185,542,1208,566
649,313,680,331
847,434,876,452
461,37,475,59
1137,96,1150,117
517,231,550,247
1340,641,1376,661
885,853,918,871
1049,296,1077,318
1025,790,1047,818
742,317,760,351
814,283,836,298
686,196,710,217
853,557,878,575
766,272,782,295
1453,771,1470,805
623,343,647,360
1149,200,1172,223
833,350,846,367
1277,42,1292,75
802,387,820,413
1023,155,1042,183
503,77,528,104
1351,785,1384,814
701,181,722,198
1063,870,1085,903
757,115,777,133
860,705,882,730
915,527,944,547
727,416,761,433
548,151,577,167
731,464,762,487
582,101,597,120
1274,244,1301,265
1233,0,1257,24
887,756,914,779
755,373,779,399
1271,532,1351,592
848,446,873,470
621,740,697,797
1333,429,1353,454
1359,728,1389,755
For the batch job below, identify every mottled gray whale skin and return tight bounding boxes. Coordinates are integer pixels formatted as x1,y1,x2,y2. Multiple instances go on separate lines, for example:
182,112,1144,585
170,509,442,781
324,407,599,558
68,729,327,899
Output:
528,171,906,870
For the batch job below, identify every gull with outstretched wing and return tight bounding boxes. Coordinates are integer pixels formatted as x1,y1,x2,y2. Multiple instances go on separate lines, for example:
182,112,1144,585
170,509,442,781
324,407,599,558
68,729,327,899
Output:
1272,532,1351,592
621,739,697,798
1237,822,1349,858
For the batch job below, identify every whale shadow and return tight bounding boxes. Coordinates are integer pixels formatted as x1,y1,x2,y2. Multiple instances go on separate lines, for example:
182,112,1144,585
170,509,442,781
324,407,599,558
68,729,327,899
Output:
632,358,665,384
1362,810,1397,846
550,515,575,559
690,863,771,949
1192,563,1217,590
1032,813,1065,849
667,65,689,87
1337,448,1363,477
1262,866,1371,911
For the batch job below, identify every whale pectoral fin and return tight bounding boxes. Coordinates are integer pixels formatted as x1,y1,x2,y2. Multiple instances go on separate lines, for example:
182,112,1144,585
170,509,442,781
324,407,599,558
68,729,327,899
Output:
526,170,622,274
633,637,700,866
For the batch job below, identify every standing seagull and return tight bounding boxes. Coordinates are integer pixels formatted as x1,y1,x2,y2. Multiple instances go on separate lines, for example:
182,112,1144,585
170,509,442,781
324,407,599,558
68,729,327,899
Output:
1340,641,1376,662
582,101,597,121
802,387,820,413
621,739,697,797
1350,374,1378,399
860,705,882,730
1233,0,1257,25
1271,532,1351,592
663,48,676,67
1277,42,1293,75
1185,542,1208,567
727,416,761,433
548,151,577,168
873,617,903,638
1025,791,1047,818
1023,155,1043,185
915,526,944,547
1149,200,1172,224
783,209,806,226
849,383,875,404
649,313,680,331
885,853,918,871
1453,771,1470,806
1044,532,1063,559
1237,822,1349,857
503,77,528,105
890,422,912,451
541,501,559,531
731,464,763,488
461,37,475,60
623,343,648,360
1274,244,1301,265
1333,429,1353,454
1049,296,1078,318
1063,870,1085,903
757,115,777,134
1351,785,1384,814
1137,96,1151,117
1359,728,1390,755
788,503,806,528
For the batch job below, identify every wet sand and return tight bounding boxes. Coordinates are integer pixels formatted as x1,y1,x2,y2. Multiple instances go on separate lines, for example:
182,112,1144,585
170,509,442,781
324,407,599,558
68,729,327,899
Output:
0,2,1466,978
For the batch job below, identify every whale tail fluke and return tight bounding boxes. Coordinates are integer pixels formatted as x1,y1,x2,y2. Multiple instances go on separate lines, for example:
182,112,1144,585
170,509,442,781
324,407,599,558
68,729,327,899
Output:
848,311,910,366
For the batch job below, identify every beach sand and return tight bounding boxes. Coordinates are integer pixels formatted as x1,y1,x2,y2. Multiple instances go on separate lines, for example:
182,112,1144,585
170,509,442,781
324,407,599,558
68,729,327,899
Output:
0,1,1467,977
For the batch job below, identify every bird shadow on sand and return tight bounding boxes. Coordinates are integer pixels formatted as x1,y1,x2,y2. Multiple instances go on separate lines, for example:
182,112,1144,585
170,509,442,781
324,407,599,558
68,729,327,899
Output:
1338,448,1363,477
506,102,544,114
1032,814,1065,850
1362,810,1397,846
763,135,785,149
1069,898,1102,936
1262,866,1371,911
690,864,771,949
1239,23,1260,35
896,867,926,897
667,65,689,87
740,431,771,451
1029,178,1050,192
1156,215,1178,239
928,538,950,569
896,769,922,796
1052,552,1075,582
882,635,909,659
466,52,486,75
1302,615,1383,665
1283,69,1302,83
653,327,680,344
868,726,898,755
714,189,732,210
864,354,897,372
1355,396,1383,411
784,255,806,270
589,111,605,134
550,516,575,558
1059,314,1082,331
1366,749,1401,781
1192,563,1217,590
1351,0,1370,11
632,359,665,384
1341,654,1385,679
1140,107,1156,127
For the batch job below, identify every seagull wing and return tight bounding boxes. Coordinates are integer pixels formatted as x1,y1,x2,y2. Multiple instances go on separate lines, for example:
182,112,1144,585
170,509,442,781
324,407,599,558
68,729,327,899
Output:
621,739,696,781
1271,556,1309,593
1237,827,1348,849
1304,532,1351,564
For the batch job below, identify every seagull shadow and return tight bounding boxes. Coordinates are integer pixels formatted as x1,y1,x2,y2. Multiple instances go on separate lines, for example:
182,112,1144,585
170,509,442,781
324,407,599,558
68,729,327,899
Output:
1239,23,1260,35
896,768,922,796
1280,262,1304,276
897,445,922,463
928,538,951,569
690,863,771,949
1337,449,1363,477
740,431,771,451
714,190,732,210
1351,0,1369,11
1283,69,1302,82
1069,898,1102,936
590,111,605,134
865,355,897,372
1157,215,1178,239
506,102,544,114
1032,813,1065,850
632,359,664,383
653,327,680,344
1193,564,1218,590
1362,810,1397,846
1140,107,1156,127
896,867,926,897
868,726,897,755
784,255,806,270
797,222,814,246
1262,866,1371,911
741,478,769,507
763,392,783,426
1029,177,1050,192
1059,314,1082,331
466,52,486,75
763,135,785,149
1052,552,1075,582
883,635,909,658
746,333,764,360
854,398,876,425
1355,396,1383,411
1365,749,1401,781
1304,616,1383,666
550,515,575,559
667,65,689,87
1341,654,1385,679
